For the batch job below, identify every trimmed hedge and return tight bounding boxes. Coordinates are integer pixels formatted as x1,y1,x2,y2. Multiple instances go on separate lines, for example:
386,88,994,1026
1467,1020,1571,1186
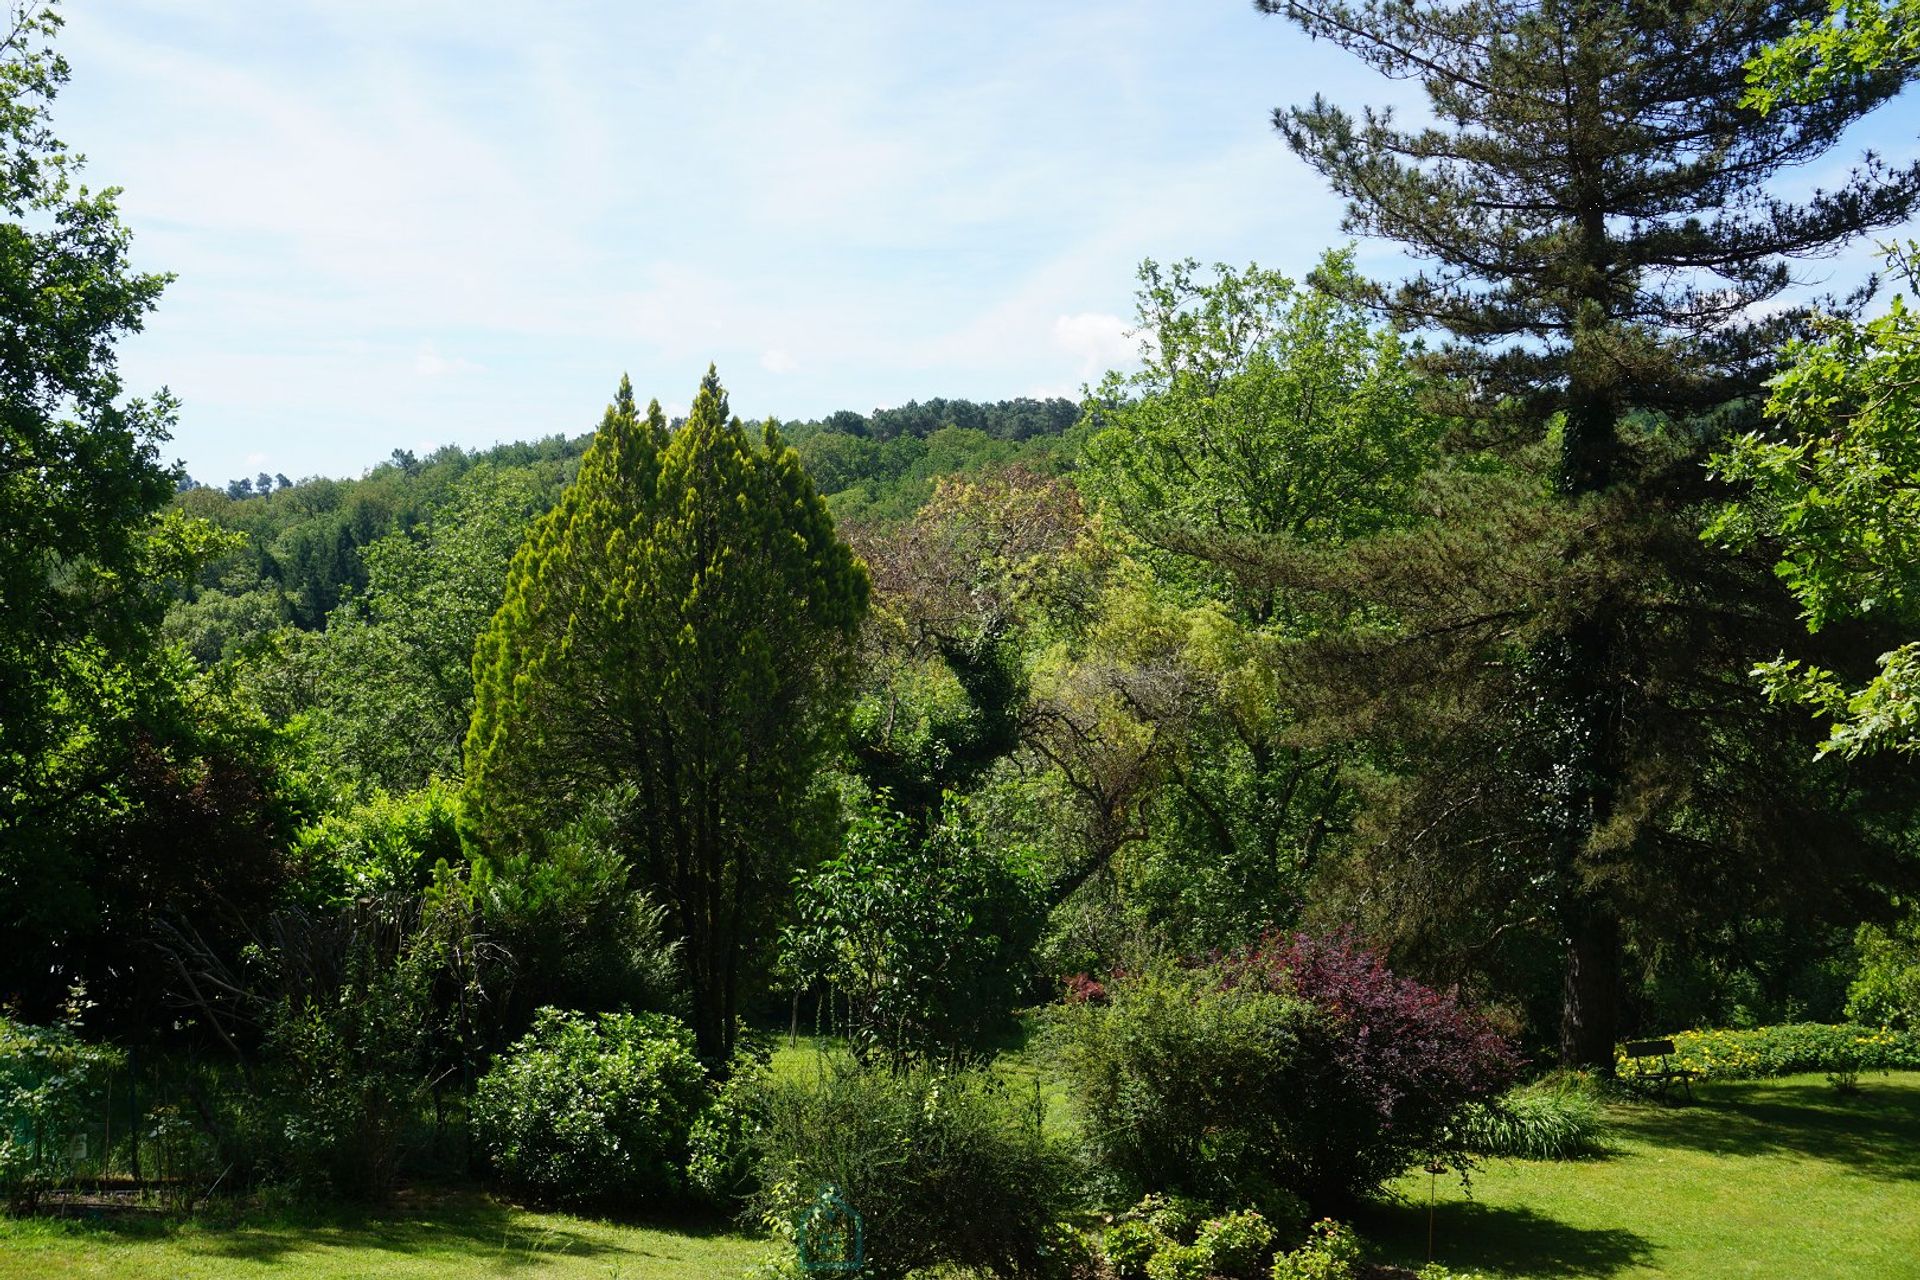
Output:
1616,1023,1920,1083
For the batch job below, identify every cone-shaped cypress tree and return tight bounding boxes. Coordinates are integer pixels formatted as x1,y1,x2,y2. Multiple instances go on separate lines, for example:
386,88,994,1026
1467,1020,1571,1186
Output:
466,368,869,1060
1258,0,1920,1066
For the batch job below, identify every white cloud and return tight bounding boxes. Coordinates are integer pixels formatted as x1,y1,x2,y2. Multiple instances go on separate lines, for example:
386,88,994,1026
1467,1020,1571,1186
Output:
1052,312,1135,379
414,346,483,378
760,348,799,375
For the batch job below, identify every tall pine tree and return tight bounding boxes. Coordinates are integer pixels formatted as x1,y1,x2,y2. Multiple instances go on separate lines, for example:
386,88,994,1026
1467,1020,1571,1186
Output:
466,369,869,1060
1258,0,1920,1065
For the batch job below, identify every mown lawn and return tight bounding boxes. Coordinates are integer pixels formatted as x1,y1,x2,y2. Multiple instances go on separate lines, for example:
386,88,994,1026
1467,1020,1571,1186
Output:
7,1069,1917,1278
0,1189,765,1280
1363,1071,1920,1279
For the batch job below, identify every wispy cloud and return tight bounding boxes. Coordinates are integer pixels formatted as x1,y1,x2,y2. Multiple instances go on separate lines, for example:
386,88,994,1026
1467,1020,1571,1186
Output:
54,1,1915,483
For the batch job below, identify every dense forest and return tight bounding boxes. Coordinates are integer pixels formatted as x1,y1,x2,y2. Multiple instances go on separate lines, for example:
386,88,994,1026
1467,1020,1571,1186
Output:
5,1,1920,1277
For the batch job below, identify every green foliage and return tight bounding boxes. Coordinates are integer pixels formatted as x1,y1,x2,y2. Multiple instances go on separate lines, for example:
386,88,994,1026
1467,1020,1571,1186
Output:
1105,1192,1292,1280
170,437,587,637
1709,244,1920,758
0,0,176,797
1197,1209,1281,1276
1064,253,1424,956
1259,0,1920,1069
782,396,1081,525
467,786,684,1039
1744,0,1920,111
267,465,548,792
779,791,1046,1062
0,3,289,1030
1848,911,1920,1029
1101,1218,1163,1279
291,783,464,907
1059,965,1361,1211
685,1040,772,1208
1269,1220,1362,1280
471,1008,709,1208
465,369,868,1059
1144,1242,1211,1280
1083,251,1439,615
1456,1074,1610,1160
0,1019,122,1211
3,641,312,1029
1059,949,1510,1208
258,895,451,1202
1615,1023,1920,1083
751,1061,1081,1280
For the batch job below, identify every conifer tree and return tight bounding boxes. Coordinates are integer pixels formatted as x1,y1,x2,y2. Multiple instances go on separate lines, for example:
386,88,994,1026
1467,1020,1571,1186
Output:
1258,0,1920,1065
466,369,869,1059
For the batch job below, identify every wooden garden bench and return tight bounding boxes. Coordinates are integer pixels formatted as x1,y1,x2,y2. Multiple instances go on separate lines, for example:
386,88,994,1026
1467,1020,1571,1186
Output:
1622,1038,1701,1102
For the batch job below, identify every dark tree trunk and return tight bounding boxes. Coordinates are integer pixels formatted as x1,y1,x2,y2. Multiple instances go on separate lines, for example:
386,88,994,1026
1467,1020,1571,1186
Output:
1560,894,1621,1070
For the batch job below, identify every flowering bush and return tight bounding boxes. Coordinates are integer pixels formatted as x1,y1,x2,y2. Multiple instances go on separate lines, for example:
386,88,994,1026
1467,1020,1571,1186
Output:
1269,1219,1363,1280
1061,933,1516,1208
1102,1196,1288,1280
1615,1023,1920,1083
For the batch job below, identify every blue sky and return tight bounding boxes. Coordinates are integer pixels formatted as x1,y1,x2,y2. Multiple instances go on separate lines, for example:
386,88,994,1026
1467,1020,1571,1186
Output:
56,1,1919,485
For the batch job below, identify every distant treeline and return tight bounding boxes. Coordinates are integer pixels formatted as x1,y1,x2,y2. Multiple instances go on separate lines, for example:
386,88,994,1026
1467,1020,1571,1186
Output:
172,395,1085,644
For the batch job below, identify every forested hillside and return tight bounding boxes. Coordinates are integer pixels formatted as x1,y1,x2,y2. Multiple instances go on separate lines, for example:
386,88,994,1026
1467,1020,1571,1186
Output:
6,1,1920,1276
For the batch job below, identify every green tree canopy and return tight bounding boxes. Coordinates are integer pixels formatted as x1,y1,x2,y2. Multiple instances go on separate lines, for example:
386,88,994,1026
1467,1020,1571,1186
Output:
0,1,175,836
1259,0,1920,1065
466,368,869,1059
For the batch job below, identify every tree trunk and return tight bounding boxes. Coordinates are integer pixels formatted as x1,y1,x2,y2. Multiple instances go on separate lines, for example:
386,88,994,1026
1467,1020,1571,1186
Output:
1560,894,1621,1070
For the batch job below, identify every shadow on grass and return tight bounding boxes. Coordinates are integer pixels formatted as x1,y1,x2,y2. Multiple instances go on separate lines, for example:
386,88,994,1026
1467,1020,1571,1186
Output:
25,1187,693,1270
1357,1198,1656,1279
1608,1077,1920,1182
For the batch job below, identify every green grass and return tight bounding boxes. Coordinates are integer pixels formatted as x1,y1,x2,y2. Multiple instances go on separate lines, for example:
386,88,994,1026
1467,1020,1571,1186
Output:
11,1060,1915,1278
0,1189,765,1279
1363,1071,1920,1279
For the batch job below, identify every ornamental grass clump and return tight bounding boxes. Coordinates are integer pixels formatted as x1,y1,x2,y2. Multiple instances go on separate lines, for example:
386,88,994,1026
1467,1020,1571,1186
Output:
1457,1072,1609,1160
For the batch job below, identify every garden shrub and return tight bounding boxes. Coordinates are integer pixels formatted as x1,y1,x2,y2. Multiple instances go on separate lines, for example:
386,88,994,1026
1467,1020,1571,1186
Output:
779,793,1047,1064
751,1060,1081,1280
1847,915,1920,1030
1457,1072,1608,1159
687,1038,773,1208
290,783,464,906
1103,1197,1286,1280
1139,1192,1214,1240
1061,933,1515,1207
258,896,444,1202
472,789,685,1036
1102,1218,1163,1279
1269,1219,1362,1280
1614,1023,1920,1083
1197,1209,1280,1276
1145,1242,1212,1280
0,1020,121,1211
472,1007,708,1208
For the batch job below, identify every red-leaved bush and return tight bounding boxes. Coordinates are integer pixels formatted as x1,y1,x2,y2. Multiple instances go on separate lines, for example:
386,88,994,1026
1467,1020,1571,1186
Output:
1060,931,1516,1209
1222,930,1519,1141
